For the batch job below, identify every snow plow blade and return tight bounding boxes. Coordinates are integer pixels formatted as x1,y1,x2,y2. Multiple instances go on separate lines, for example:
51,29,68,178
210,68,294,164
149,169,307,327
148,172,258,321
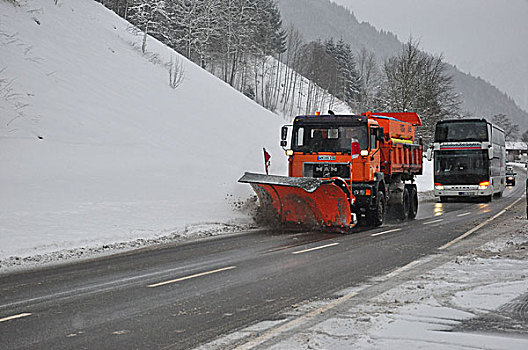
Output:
239,172,356,232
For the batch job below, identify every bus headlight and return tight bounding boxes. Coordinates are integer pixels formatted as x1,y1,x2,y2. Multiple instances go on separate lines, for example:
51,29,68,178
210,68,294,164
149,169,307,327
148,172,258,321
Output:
478,181,490,189
434,183,444,190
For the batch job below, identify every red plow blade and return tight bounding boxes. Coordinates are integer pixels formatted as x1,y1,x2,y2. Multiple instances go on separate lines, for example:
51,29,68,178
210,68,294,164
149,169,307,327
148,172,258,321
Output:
239,172,356,231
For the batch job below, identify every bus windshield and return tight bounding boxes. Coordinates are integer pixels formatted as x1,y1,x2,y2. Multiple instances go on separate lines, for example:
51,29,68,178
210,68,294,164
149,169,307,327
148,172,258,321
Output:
434,150,489,184
435,121,488,142
292,125,368,153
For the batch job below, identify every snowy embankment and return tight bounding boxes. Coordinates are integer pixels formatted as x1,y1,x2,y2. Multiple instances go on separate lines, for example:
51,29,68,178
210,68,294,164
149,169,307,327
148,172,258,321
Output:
0,0,434,271
0,0,289,269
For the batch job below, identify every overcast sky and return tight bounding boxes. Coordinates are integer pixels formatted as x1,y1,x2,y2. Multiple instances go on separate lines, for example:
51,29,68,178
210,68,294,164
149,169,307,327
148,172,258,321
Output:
331,0,528,111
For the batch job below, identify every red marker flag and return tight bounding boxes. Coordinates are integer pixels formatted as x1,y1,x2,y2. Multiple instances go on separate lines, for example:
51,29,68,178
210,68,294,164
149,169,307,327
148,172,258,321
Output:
351,138,360,159
263,148,271,174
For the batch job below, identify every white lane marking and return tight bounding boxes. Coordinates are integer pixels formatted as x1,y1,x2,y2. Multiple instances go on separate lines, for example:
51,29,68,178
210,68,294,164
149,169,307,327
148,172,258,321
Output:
291,242,339,255
457,212,471,217
439,197,523,250
371,228,402,237
424,219,444,225
385,260,421,278
0,313,32,323
147,266,237,288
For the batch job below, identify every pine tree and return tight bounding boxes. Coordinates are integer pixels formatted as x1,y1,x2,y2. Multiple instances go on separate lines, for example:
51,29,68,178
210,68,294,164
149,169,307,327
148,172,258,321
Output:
324,38,360,108
128,0,171,53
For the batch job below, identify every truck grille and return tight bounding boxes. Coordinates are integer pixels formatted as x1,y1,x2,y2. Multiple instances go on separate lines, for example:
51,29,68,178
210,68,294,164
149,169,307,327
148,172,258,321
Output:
303,162,350,179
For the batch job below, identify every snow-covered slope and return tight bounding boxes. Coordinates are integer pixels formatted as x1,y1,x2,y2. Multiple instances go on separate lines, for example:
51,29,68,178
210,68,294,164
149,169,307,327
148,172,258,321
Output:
0,0,286,264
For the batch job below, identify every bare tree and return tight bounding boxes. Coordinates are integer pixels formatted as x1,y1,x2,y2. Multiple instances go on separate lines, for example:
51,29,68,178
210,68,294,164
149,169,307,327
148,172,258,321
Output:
521,129,528,144
379,38,460,142
168,56,185,89
357,47,379,111
492,114,519,141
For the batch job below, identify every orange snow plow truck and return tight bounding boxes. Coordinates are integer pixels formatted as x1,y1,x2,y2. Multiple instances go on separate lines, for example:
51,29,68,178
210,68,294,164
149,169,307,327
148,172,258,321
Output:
239,111,423,231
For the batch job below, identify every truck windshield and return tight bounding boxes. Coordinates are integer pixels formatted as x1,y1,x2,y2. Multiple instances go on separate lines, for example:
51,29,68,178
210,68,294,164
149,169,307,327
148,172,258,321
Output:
292,125,368,153
435,121,488,142
434,150,489,184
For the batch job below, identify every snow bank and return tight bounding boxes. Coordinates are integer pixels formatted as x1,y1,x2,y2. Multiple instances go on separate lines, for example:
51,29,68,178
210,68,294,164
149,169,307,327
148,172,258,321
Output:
0,0,435,270
0,0,286,266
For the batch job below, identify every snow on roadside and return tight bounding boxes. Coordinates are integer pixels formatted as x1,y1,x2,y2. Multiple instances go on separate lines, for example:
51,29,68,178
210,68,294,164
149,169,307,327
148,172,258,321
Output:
0,0,285,271
267,217,528,350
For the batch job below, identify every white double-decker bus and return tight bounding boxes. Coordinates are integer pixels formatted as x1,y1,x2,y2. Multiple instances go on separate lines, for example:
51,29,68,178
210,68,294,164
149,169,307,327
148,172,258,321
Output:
429,119,505,202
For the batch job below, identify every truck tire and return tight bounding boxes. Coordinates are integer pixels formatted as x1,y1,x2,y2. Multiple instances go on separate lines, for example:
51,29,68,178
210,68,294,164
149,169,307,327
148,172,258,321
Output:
369,191,386,227
396,187,410,221
408,186,418,219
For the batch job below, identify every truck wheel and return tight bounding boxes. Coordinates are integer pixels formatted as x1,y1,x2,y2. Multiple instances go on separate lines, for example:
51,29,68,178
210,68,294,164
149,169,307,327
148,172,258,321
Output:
369,191,386,227
408,187,418,219
397,187,410,220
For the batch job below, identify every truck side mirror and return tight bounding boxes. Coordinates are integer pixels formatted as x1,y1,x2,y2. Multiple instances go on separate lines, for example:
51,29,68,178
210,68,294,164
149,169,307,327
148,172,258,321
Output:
426,148,433,161
281,126,288,141
280,125,290,148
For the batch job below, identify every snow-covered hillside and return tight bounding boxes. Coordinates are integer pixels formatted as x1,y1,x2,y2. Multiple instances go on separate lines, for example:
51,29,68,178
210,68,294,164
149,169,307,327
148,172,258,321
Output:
0,0,434,270
0,0,287,265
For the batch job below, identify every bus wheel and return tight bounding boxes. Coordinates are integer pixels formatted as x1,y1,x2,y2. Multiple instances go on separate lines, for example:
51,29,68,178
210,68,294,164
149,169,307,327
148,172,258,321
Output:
440,196,448,203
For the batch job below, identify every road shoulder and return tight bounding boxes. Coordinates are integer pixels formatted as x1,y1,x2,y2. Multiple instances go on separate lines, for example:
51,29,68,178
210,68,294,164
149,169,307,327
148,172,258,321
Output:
202,200,528,350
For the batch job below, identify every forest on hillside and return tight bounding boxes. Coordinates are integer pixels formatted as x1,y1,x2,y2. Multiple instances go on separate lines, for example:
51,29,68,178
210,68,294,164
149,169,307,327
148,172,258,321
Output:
97,0,521,142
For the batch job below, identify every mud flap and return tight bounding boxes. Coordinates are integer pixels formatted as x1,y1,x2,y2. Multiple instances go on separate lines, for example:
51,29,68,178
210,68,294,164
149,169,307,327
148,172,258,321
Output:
239,172,356,231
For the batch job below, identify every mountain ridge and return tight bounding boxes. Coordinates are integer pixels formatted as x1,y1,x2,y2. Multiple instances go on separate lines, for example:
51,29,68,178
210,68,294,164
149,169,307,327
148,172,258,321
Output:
277,0,528,131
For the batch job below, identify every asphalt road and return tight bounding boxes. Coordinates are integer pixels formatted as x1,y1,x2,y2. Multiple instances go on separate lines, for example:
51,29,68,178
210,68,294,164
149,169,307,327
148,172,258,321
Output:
0,173,525,349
